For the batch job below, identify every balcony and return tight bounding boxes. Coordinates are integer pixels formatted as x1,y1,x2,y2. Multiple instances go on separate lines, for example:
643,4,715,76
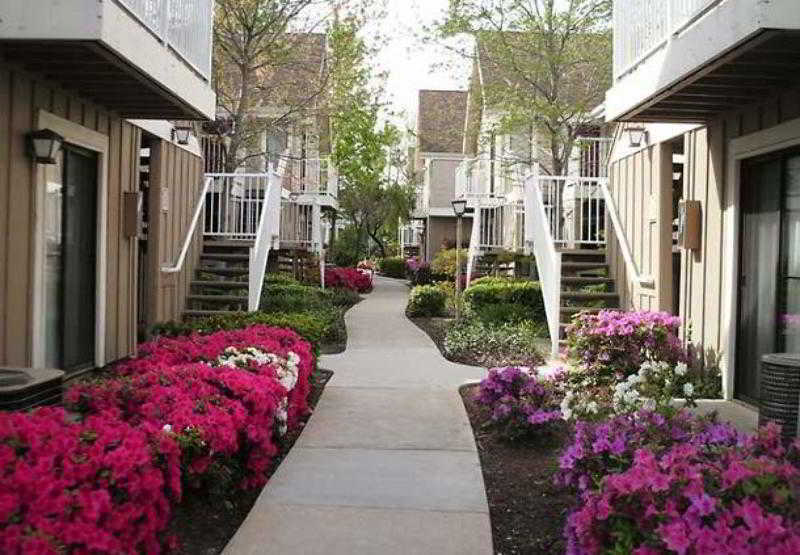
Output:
455,157,528,205
0,0,215,119
606,0,800,122
281,157,338,207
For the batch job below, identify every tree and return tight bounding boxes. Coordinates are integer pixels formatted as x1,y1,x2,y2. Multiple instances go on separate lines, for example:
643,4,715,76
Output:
213,0,332,172
430,0,612,175
328,15,415,258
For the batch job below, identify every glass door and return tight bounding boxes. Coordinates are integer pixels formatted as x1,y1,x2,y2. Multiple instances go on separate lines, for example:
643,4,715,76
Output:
44,144,98,371
737,151,800,402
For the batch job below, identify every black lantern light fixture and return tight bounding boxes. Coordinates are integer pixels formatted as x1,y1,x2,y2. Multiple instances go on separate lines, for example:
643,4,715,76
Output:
27,129,64,165
172,125,193,145
451,199,467,217
626,126,648,148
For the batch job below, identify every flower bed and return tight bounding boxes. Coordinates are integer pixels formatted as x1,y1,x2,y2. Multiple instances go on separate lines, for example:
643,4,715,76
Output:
0,407,180,553
325,266,373,293
562,412,800,554
2,324,315,553
565,310,686,382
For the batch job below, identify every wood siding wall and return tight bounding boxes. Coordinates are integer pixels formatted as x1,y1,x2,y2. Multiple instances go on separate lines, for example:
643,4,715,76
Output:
608,85,800,370
144,140,204,328
0,60,204,367
607,143,672,312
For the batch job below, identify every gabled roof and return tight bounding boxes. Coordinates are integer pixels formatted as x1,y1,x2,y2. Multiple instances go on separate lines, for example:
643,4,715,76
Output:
416,90,468,154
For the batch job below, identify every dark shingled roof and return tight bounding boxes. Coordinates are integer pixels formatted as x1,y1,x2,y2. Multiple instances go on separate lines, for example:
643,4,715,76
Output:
417,90,468,154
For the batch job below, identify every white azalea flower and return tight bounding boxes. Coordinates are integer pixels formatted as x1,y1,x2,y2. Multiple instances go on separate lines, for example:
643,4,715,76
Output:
162,424,172,433
683,382,694,397
675,362,688,377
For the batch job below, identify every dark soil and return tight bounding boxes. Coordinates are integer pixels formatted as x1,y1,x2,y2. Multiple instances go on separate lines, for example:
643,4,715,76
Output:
171,368,334,555
461,384,575,555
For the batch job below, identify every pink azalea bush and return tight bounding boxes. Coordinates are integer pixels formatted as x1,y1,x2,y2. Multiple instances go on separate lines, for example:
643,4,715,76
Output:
560,411,800,554
325,267,372,293
475,366,563,439
565,310,686,383
0,407,181,554
67,325,314,491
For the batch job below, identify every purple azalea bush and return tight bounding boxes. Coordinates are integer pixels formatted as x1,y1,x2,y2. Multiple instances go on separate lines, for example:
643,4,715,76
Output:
475,366,563,440
565,311,686,384
559,410,800,554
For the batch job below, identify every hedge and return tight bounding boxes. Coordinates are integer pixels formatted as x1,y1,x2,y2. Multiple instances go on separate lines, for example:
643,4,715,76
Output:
463,280,545,324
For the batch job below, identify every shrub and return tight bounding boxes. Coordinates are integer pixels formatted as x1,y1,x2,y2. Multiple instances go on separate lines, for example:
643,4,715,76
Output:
444,319,546,368
0,407,180,554
260,283,332,312
325,267,372,293
463,280,545,324
563,415,800,554
330,225,363,267
152,311,333,349
475,366,563,440
431,248,467,278
68,325,314,491
406,285,448,317
564,310,686,383
560,359,699,421
378,256,406,278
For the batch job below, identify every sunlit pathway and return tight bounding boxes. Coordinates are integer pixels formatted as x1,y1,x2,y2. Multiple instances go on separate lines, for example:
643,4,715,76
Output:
224,277,492,554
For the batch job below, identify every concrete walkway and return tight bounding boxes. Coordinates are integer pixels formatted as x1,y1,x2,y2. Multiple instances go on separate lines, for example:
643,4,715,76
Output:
224,277,492,555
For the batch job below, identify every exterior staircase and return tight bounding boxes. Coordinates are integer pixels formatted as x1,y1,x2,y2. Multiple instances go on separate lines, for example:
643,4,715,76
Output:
557,249,619,340
184,240,253,319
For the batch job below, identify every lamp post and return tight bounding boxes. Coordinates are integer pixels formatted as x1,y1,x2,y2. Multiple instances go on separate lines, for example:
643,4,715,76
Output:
451,199,467,320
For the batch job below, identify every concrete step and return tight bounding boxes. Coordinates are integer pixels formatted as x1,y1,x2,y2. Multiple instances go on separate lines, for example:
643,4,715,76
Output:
197,266,249,277
187,294,248,304
183,309,241,319
191,280,249,290
560,291,620,304
557,248,606,263
561,262,608,275
200,253,250,262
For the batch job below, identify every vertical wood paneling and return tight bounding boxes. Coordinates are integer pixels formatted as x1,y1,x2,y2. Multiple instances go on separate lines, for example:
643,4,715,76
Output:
7,72,35,364
0,68,10,362
105,119,121,359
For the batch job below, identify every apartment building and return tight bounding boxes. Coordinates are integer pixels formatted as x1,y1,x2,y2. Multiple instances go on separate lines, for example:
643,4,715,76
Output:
0,0,215,383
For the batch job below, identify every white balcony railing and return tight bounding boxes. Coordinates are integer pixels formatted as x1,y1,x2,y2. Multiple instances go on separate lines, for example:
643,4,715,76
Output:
118,0,213,79
204,174,272,238
456,157,529,199
613,0,723,79
279,202,315,248
283,157,339,198
531,176,608,247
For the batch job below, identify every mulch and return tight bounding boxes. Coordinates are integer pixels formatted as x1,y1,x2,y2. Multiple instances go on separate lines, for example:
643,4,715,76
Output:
461,384,575,555
171,367,334,555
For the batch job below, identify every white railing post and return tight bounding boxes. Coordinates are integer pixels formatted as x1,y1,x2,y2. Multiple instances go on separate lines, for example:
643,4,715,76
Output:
465,202,482,287
248,169,283,311
525,175,562,358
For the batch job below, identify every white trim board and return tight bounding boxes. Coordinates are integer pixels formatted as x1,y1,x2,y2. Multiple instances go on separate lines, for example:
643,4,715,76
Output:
32,110,109,369
722,116,800,400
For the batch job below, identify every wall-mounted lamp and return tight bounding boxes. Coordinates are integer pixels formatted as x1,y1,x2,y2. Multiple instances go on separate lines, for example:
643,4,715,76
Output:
172,125,193,145
289,191,301,202
451,199,467,217
27,129,64,164
626,126,648,148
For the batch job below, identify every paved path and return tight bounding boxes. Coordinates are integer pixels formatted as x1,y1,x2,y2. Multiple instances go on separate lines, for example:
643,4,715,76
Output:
224,277,492,554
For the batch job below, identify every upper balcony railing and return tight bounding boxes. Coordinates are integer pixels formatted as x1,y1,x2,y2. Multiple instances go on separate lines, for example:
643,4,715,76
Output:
456,157,529,200
283,157,339,198
118,0,213,80
613,0,723,80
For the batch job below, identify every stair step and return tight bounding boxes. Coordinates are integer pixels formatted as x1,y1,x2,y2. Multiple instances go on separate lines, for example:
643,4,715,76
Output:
183,309,241,319
197,266,249,277
203,240,254,248
191,280,249,289
188,294,248,304
561,276,615,285
561,292,619,302
200,253,250,262
560,306,607,314
556,248,606,256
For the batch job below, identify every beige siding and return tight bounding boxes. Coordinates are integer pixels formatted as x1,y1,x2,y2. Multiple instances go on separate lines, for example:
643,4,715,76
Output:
144,140,204,328
607,144,671,313
0,60,204,367
609,84,800,373
428,159,461,209
426,216,473,262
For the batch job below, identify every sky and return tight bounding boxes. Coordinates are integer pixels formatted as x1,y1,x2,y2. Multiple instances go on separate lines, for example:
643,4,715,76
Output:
361,0,472,131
